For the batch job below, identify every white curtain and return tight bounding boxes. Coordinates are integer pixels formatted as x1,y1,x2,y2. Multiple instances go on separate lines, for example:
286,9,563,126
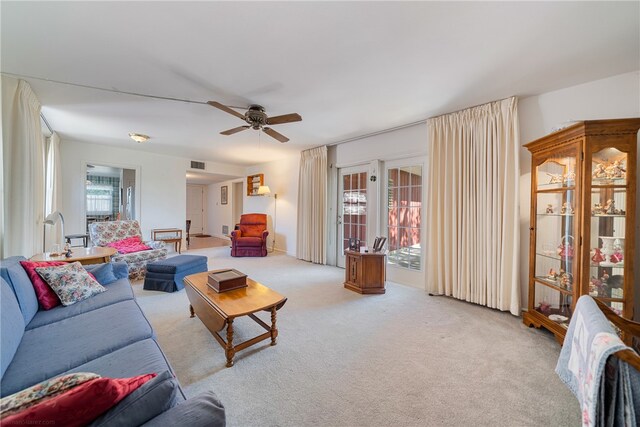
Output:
296,146,327,264
45,132,63,246
426,97,520,315
2,79,45,257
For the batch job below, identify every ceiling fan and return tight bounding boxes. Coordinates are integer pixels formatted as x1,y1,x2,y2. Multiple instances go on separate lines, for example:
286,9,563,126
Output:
207,101,302,143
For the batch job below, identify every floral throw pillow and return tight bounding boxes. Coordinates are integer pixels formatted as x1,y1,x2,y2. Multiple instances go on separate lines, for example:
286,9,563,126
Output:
35,262,106,306
0,372,100,417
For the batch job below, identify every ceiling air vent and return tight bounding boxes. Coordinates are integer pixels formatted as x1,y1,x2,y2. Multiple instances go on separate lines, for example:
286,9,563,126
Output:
190,161,205,170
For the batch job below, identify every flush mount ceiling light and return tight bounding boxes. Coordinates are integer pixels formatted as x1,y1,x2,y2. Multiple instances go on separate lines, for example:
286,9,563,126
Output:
129,132,150,143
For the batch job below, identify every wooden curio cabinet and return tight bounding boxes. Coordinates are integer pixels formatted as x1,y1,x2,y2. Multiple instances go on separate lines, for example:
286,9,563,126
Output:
523,119,640,342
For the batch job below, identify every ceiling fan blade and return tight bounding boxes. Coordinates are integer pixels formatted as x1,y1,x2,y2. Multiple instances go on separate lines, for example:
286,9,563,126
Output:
263,127,289,143
266,113,302,125
207,101,246,120
220,126,250,136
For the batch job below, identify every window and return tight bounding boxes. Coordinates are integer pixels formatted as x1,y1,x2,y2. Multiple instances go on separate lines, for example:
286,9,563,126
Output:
86,184,114,215
387,166,422,270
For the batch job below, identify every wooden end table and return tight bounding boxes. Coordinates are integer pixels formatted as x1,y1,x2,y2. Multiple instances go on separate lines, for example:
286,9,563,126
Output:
183,271,287,367
151,228,183,254
30,247,117,265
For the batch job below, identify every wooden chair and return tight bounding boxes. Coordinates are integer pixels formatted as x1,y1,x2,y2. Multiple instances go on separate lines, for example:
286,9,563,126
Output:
594,299,640,371
186,220,191,248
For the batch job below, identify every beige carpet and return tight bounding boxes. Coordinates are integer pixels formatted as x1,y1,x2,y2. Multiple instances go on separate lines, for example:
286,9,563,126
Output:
133,247,580,426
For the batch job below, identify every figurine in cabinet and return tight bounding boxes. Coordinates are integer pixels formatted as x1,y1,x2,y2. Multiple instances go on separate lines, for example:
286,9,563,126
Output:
546,204,554,214
547,173,563,184
564,171,576,182
559,270,572,290
605,160,626,179
538,301,551,315
560,203,574,215
548,268,558,281
591,248,606,264
593,163,607,179
592,202,604,215
610,250,624,264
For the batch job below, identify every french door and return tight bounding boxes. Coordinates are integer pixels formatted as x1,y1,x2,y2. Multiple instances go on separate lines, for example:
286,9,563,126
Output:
337,166,368,268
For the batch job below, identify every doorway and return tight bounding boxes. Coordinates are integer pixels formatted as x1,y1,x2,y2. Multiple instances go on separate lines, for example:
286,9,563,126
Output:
232,181,244,226
186,184,205,236
337,166,368,268
85,164,137,232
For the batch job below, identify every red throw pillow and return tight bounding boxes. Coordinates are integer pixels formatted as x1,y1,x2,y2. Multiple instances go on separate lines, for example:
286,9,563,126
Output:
2,373,156,427
19,261,66,310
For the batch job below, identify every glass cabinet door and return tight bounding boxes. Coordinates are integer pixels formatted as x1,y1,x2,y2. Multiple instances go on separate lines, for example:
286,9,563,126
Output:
532,150,578,330
587,148,628,315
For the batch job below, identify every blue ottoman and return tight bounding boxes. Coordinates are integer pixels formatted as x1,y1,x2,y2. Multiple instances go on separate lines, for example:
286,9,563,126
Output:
144,255,208,292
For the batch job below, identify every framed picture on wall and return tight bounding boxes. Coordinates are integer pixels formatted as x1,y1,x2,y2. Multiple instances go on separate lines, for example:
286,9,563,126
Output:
221,186,228,205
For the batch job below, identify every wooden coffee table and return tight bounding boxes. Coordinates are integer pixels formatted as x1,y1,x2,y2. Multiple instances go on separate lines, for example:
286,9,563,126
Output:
30,247,117,265
184,271,287,367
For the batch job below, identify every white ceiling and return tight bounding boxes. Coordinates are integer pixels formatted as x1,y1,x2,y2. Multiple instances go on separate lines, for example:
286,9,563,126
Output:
2,2,638,166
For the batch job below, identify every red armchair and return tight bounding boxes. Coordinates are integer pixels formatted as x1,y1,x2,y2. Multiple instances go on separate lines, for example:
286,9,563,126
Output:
230,213,269,257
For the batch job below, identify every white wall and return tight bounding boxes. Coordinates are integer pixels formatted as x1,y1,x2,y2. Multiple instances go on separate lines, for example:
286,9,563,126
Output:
206,179,240,238
61,140,243,242
244,154,300,256
518,70,640,309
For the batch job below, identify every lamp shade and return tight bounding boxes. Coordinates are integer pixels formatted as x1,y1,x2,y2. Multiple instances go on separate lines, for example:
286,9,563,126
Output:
257,185,271,195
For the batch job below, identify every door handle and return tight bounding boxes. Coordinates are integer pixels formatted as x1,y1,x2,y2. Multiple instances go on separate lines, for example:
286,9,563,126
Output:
337,215,342,225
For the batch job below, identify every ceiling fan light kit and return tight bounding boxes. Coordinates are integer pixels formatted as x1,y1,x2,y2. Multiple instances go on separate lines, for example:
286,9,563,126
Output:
208,101,302,143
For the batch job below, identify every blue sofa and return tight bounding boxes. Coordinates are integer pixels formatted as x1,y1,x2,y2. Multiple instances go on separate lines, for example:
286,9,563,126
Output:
0,256,225,426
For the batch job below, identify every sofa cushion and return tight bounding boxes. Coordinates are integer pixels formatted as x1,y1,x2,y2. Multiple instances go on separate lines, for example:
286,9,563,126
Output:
35,262,106,306
1,300,154,397
19,261,67,310
26,278,134,330
235,236,264,247
64,339,185,401
146,255,208,274
83,263,118,285
89,370,180,427
110,262,129,280
2,374,156,427
1,278,25,380
0,256,39,324
142,391,226,427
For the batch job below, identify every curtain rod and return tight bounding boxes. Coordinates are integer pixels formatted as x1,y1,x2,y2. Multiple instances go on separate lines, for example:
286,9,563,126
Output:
40,113,53,134
325,95,516,148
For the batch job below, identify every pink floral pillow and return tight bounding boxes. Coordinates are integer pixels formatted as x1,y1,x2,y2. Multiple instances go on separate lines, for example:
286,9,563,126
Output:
107,236,151,254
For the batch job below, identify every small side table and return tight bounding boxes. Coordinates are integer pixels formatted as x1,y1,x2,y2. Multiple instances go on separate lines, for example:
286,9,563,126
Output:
65,234,89,248
152,228,183,254
344,250,386,294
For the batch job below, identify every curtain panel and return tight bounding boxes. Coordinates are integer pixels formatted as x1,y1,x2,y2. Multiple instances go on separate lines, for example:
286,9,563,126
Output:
426,97,520,315
296,146,327,264
45,132,63,246
2,79,45,258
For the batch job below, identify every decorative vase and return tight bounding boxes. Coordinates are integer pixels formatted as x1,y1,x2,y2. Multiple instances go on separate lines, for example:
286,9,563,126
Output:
599,236,624,267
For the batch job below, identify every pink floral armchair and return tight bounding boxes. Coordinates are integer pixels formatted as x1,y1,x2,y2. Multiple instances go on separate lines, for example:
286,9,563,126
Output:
89,220,167,280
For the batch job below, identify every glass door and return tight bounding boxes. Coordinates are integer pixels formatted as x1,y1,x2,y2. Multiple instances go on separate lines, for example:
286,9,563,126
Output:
337,166,368,268
586,147,629,316
531,148,580,330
